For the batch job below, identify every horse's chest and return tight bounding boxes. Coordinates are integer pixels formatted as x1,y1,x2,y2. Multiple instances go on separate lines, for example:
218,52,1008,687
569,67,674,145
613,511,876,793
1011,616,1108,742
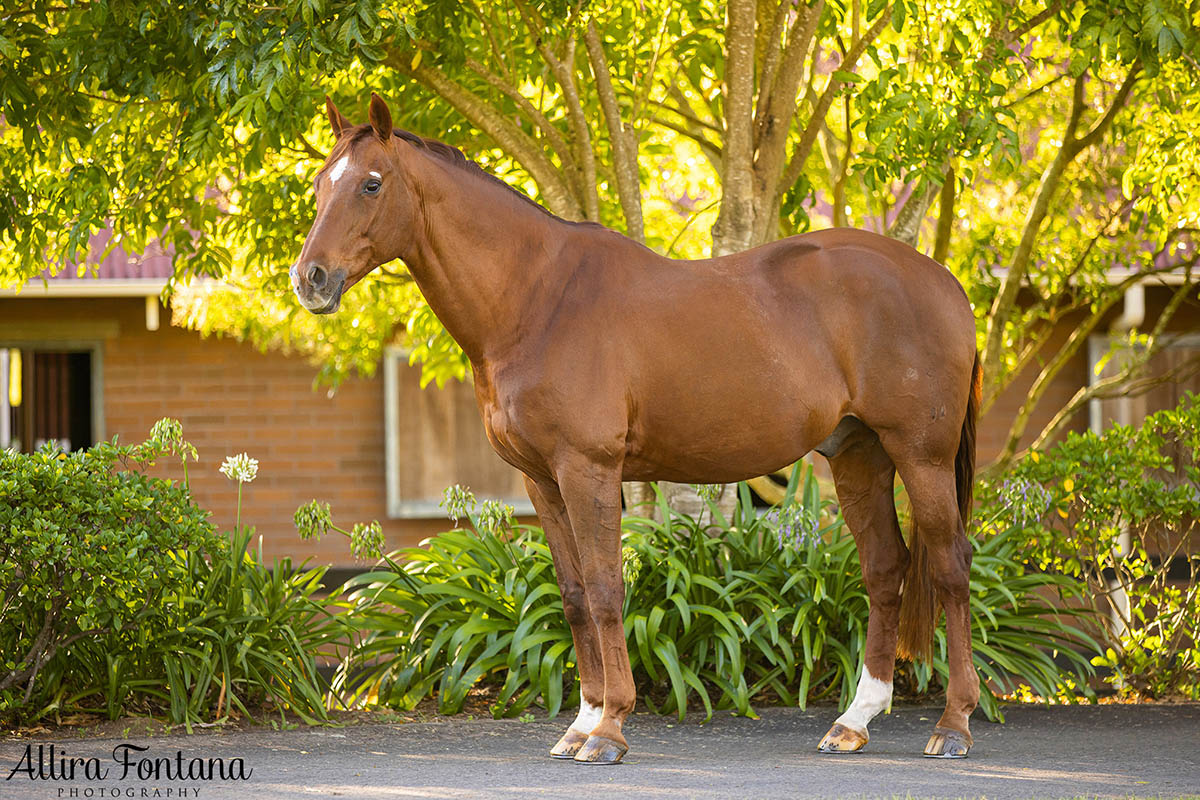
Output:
474,376,548,477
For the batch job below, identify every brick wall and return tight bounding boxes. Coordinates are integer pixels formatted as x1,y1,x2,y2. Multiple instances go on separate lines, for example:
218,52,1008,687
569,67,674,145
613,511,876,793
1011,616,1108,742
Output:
2,296,448,565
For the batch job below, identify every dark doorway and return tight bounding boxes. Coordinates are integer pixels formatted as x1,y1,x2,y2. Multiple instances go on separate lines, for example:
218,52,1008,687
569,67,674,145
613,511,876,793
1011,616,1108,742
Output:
2,348,95,453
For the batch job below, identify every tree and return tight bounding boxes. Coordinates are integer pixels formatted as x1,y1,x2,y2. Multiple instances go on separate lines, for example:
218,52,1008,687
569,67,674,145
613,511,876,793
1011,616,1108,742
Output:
2,0,1197,486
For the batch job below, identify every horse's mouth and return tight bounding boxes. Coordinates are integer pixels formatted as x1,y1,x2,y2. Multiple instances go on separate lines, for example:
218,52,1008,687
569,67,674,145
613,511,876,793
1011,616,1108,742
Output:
297,275,346,315
312,288,343,314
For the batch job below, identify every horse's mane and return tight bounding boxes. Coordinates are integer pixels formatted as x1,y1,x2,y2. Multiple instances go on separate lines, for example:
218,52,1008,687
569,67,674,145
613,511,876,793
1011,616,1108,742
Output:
347,125,580,224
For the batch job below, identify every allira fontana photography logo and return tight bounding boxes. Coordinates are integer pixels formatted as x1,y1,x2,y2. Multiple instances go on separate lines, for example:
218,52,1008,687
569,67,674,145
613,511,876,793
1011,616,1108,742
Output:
5,742,252,796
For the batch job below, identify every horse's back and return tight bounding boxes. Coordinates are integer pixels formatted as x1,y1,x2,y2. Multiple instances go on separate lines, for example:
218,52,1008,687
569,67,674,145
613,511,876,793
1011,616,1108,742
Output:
743,228,975,360
744,228,978,447
747,228,969,311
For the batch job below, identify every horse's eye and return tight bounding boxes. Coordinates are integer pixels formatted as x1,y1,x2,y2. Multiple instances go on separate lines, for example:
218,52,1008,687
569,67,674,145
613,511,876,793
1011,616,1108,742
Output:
364,179,382,195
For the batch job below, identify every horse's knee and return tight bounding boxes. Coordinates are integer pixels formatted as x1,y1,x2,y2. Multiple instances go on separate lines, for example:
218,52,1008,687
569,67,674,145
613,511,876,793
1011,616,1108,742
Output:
559,582,591,628
584,581,625,629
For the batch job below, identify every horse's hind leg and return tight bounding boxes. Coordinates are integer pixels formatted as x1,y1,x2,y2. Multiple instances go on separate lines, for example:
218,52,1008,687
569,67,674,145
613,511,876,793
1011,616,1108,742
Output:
893,460,978,758
818,426,908,753
524,476,607,759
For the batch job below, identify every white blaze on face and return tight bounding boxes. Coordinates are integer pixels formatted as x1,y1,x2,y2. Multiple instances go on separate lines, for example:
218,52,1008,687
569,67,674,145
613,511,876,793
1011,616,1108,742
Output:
835,667,893,734
328,156,351,188
570,700,603,734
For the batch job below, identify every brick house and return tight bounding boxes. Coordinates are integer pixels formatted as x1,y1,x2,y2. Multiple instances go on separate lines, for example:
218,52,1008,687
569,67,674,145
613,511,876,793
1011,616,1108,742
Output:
3,242,1196,566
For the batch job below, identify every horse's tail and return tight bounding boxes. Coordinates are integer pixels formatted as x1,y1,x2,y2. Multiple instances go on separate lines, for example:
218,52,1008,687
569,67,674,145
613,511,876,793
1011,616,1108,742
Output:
897,350,981,662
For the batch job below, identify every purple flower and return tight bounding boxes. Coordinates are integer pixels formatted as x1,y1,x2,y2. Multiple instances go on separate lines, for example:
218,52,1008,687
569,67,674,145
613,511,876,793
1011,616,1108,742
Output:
999,476,1053,525
765,504,822,550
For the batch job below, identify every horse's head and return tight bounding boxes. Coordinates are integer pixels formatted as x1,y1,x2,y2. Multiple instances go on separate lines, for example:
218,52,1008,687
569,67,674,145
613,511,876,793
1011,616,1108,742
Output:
291,93,414,314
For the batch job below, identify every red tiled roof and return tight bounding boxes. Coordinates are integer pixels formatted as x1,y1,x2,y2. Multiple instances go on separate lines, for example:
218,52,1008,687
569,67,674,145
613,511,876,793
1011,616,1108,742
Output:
42,227,173,282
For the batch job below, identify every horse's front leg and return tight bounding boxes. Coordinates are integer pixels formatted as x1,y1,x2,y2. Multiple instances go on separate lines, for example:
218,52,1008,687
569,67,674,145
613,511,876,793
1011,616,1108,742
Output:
556,456,632,764
523,476,606,759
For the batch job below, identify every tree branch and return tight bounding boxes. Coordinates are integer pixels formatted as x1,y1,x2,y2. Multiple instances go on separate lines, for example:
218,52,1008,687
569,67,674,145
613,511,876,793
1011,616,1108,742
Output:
982,198,1137,410
981,74,1091,393
932,165,956,263
1007,1,1064,43
512,0,600,221
753,0,795,127
982,66,1141,398
585,20,645,242
887,174,943,246
1072,65,1141,151
389,56,583,220
0,591,64,695
630,4,674,129
990,255,1193,470
463,56,575,169
294,133,327,161
651,114,724,169
749,0,828,245
465,0,512,81
775,10,891,224
711,0,758,255
990,288,1127,467
664,85,724,133
756,0,826,152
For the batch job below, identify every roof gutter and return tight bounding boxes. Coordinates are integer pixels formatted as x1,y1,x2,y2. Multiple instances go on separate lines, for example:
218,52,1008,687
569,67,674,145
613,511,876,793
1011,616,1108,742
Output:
0,278,168,298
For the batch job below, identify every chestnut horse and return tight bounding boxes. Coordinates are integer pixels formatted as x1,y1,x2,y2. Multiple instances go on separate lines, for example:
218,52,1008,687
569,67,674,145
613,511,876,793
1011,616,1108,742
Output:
293,95,982,763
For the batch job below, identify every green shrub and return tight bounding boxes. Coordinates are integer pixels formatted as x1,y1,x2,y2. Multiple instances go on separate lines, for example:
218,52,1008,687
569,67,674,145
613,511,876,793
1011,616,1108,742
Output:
334,467,1097,722
0,422,213,720
0,421,344,726
979,392,1200,699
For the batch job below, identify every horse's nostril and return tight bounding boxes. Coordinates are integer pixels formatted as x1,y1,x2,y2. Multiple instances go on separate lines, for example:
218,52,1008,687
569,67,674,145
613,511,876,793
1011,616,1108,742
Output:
307,265,327,289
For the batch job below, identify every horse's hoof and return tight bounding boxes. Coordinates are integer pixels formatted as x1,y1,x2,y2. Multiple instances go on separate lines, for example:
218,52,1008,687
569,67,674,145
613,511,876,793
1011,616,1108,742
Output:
573,734,628,765
923,727,972,758
550,728,589,759
817,722,868,753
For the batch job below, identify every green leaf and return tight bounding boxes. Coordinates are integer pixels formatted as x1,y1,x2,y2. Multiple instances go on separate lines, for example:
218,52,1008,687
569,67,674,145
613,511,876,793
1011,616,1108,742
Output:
0,34,18,61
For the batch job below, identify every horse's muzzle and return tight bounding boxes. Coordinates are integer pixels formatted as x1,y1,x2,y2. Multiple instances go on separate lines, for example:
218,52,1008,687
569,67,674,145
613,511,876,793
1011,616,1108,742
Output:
291,262,347,315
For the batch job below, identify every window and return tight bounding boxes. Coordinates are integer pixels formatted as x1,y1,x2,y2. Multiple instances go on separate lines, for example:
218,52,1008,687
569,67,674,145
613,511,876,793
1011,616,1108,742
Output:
383,346,533,518
1,346,102,453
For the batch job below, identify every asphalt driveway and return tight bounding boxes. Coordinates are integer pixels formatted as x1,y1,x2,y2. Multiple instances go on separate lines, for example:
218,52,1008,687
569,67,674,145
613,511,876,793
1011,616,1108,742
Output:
1,703,1197,799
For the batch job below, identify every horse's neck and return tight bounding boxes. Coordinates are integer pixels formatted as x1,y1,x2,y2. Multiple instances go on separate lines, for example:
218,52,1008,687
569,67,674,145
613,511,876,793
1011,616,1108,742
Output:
399,154,570,364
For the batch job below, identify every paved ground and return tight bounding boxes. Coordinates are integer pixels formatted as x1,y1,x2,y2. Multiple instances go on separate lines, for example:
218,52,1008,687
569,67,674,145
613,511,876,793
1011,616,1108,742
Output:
2,704,1198,799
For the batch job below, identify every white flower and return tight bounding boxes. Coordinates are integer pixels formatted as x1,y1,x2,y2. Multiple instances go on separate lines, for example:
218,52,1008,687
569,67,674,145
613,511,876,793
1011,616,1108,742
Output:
219,452,259,483
440,484,476,525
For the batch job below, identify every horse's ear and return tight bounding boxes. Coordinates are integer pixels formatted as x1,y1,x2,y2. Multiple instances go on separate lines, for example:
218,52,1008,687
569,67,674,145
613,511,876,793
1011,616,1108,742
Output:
326,96,352,139
368,92,393,143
